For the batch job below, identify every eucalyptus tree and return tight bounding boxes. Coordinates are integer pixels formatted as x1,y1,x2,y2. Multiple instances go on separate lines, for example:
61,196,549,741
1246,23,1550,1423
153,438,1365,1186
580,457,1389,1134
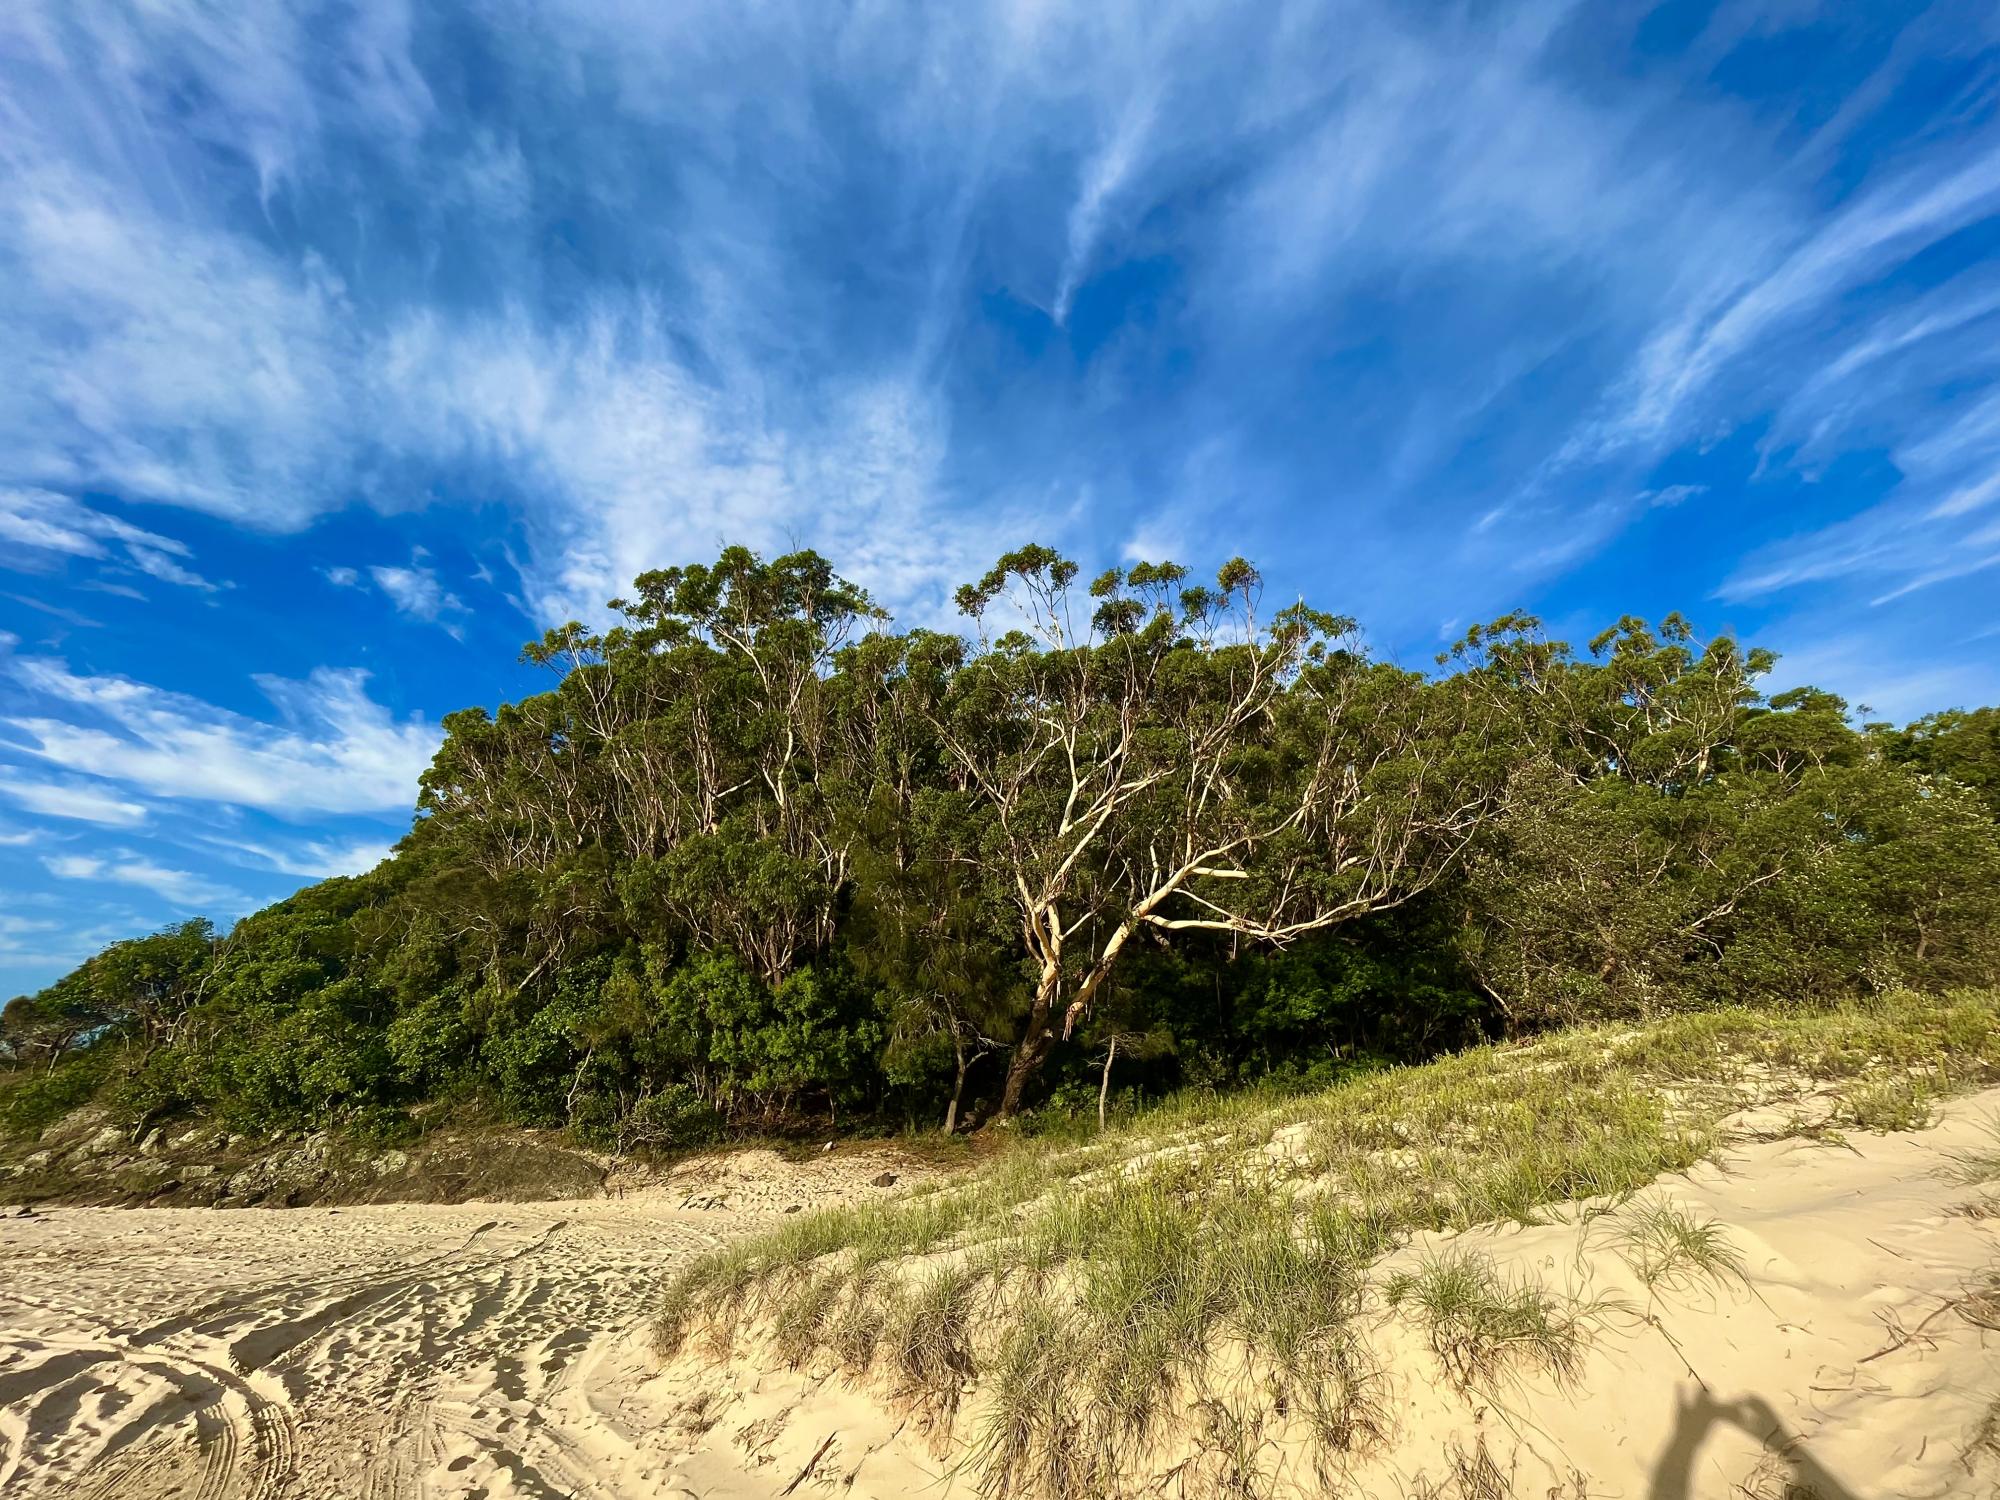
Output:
940,546,1498,1115
1882,706,2000,820
417,547,884,988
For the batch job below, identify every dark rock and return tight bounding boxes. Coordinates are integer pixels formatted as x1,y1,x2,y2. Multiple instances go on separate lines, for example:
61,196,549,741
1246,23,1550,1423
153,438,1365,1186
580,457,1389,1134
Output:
870,1172,898,1188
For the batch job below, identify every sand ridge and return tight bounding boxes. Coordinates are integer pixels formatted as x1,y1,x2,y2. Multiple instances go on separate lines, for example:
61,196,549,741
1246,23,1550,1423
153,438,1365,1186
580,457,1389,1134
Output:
647,1089,2000,1500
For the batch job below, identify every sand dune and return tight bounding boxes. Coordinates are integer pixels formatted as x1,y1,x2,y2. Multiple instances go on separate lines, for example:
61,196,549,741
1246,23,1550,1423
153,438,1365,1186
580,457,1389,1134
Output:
649,1090,2000,1500
3,1098,1998,1499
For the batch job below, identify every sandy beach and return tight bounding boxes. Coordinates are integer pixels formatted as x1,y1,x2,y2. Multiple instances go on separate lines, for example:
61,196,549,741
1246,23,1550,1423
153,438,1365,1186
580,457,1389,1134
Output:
4,1096,1999,1499
0,1149,930,1499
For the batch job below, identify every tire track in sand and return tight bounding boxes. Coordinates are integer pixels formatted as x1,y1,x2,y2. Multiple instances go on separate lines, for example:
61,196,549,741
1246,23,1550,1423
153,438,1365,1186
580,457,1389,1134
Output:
0,1155,912,1499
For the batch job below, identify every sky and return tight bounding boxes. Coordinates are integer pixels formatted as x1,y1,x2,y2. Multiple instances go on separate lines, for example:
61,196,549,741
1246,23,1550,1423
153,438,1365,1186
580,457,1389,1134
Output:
3,0,2000,994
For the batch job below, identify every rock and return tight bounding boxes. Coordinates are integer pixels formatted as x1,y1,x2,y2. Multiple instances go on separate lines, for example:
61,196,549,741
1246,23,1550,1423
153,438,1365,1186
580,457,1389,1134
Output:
85,1126,126,1155
785,1204,802,1214
870,1172,898,1188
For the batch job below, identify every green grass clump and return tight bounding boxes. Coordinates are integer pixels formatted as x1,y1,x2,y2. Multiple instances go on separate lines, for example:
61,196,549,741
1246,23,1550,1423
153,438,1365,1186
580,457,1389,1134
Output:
1609,1198,1746,1295
883,1262,981,1425
653,987,2000,1499
1839,1073,1936,1132
1383,1249,1595,1393
1942,1116,2000,1186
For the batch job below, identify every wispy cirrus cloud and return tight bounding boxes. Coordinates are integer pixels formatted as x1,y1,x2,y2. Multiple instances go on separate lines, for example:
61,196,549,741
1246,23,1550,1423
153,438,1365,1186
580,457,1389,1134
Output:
3,654,438,816
0,487,221,592
43,850,242,909
0,770,148,827
201,831,394,880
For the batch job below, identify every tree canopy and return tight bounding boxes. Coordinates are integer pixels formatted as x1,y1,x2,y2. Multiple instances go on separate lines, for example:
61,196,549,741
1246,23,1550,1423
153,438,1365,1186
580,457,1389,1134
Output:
7,545,1998,1143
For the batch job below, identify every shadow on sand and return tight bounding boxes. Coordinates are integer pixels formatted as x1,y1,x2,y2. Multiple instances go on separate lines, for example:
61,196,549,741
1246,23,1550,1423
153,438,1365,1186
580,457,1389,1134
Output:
1649,1386,1863,1500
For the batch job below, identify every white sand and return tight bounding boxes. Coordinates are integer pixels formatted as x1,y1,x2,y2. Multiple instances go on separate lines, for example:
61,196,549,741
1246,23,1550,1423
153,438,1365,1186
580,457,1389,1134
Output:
4,1099,1997,1498
0,1148,934,1498
648,1089,2000,1500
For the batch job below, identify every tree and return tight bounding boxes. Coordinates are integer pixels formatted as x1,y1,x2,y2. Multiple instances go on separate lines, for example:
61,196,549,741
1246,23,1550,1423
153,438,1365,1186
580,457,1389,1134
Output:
1880,706,2000,821
2,973,112,1073
937,547,1497,1115
77,920,221,1054
13,547,2000,1152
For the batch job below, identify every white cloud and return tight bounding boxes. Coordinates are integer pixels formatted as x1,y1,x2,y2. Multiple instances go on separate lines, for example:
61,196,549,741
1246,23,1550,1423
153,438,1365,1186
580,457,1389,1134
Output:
286,836,395,878
42,849,242,909
323,565,360,587
3,166,359,524
1593,144,2000,458
0,907,144,978
0,487,220,590
1055,94,1159,326
3,0,1998,641
0,771,148,826
202,830,394,878
1762,627,2000,725
79,579,148,601
1931,471,2000,521
4,594,104,628
4,654,438,816
369,561,462,623
128,547,220,592
3,0,432,210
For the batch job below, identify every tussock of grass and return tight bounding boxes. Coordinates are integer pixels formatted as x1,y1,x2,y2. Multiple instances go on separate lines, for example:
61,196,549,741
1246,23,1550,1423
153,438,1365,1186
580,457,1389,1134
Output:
1967,1394,2000,1479
1403,1438,1589,1500
1942,1116,2000,1187
1839,1073,1935,1132
1610,1198,1746,1295
884,1262,981,1426
1403,1437,1517,1500
1383,1249,1596,1393
655,988,2000,1499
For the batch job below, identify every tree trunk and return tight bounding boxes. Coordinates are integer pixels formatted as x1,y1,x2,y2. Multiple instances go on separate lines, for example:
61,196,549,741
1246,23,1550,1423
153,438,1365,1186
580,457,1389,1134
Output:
998,977,1060,1119
944,1037,968,1134
1097,1035,1118,1132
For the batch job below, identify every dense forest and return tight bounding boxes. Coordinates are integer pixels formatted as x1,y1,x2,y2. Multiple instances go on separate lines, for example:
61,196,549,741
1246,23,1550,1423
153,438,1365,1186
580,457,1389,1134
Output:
5,546,1999,1149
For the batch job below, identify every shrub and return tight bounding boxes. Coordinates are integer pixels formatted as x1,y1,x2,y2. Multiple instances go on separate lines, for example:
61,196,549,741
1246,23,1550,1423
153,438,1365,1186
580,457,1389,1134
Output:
0,1048,114,1138
622,1085,723,1151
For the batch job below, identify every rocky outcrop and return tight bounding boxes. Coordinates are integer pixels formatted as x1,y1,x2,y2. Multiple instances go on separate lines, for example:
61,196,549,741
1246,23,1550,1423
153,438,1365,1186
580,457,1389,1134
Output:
1,1106,608,1208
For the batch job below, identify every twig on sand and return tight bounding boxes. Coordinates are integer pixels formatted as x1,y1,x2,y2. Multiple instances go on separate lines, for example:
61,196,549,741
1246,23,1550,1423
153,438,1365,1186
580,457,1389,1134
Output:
1859,1295,1967,1363
780,1432,839,1495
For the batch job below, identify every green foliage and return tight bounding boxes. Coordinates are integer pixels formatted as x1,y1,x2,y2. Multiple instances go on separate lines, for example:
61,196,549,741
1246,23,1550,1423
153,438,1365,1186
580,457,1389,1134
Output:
1881,706,2000,819
620,1086,724,1151
0,1047,115,1137
6,545,1999,1148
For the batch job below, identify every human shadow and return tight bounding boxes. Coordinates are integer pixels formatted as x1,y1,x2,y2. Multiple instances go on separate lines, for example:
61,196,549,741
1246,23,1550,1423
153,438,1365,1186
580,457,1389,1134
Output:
1649,1385,1865,1500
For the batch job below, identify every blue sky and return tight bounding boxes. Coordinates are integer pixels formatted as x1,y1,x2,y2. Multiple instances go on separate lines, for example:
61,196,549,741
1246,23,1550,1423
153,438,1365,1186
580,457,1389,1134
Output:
4,0,2000,993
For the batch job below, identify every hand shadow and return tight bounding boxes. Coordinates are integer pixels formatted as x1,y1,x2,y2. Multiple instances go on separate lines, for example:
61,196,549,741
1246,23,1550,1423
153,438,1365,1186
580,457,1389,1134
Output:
1649,1385,1864,1500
